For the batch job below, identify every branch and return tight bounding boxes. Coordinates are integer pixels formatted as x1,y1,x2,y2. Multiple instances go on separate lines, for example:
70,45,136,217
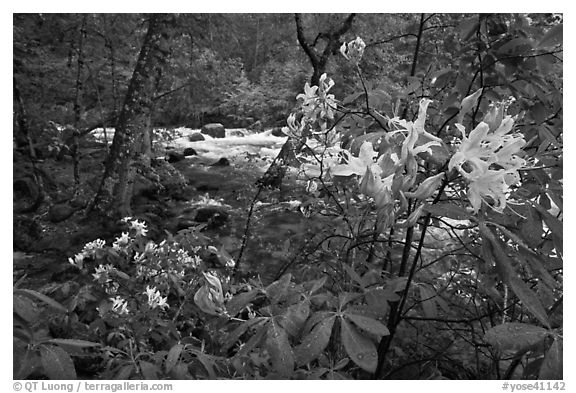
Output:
294,14,318,65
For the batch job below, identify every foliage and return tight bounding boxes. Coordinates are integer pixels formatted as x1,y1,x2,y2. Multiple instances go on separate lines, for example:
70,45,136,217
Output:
14,13,562,380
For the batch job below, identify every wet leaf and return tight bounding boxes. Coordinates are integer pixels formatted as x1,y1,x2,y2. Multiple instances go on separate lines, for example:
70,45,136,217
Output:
114,365,133,380
344,312,389,338
15,289,67,313
226,289,258,317
165,343,183,373
340,318,378,373
266,319,294,377
538,24,563,48
539,338,563,379
280,300,310,337
266,274,292,303
509,276,551,329
484,323,549,351
39,344,77,379
223,317,265,352
294,316,335,366
139,361,158,380
13,294,39,323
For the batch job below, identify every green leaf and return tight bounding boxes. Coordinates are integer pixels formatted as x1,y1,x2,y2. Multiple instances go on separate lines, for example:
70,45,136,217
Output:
344,312,389,338
266,319,294,377
114,365,134,380
279,300,310,337
423,203,471,221
519,206,544,248
538,24,563,48
539,338,563,379
265,274,292,303
457,87,483,123
15,289,67,313
306,276,327,295
139,361,158,380
459,17,479,41
520,249,558,291
189,349,218,379
39,344,77,379
509,276,551,329
341,263,365,288
479,222,551,328
13,294,39,323
165,343,183,373
340,318,378,373
223,317,265,352
46,338,102,349
533,204,563,255
484,323,549,352
338,292,362,310
294,316,335,367
225,289,258,317
236,322,268,358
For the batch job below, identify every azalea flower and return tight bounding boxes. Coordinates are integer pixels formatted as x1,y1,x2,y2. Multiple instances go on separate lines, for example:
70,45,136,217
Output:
144,286,169,310
129,219,148,237
466,169,521,213
81,239,106,258
399,99,442,162
331,141,381,179
340,37,366,65
448,112,526,213
296,73,336,122
112,232,131,250
68,253,85,269
92,264,116,282
110,296,129,315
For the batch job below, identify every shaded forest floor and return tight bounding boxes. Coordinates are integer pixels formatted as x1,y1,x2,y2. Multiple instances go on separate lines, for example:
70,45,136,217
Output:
14,129,317,290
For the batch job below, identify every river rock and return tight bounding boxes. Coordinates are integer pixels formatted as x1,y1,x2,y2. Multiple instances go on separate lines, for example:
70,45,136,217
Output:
188,133,205,142
201,123,226,138
195,207,229,229
183,147,197,156
229,130,245,137
247,120,263,132
211,157,230,167
167,151,185,163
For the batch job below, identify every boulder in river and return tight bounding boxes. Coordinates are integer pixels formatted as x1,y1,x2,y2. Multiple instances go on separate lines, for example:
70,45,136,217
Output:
201,123,226,138
183,147,197,156
188,133,205,142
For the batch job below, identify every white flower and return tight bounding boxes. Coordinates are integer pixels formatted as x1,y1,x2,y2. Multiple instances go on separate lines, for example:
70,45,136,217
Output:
448,112,526,213
112,232,131,250
93,264,115,282
110,296,129,315
225,258,236,268
68,253,85,269
81,239,106,257
144,286,169,310
130,220,148,237
340,37,366,65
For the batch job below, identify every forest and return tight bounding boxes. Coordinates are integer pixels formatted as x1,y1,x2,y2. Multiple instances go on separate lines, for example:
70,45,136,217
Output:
13,13,563,381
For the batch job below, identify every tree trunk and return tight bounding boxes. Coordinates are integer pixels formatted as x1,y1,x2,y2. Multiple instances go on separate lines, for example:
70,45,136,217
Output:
88,14,173,219
295,13,355,86
71,15,87,192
